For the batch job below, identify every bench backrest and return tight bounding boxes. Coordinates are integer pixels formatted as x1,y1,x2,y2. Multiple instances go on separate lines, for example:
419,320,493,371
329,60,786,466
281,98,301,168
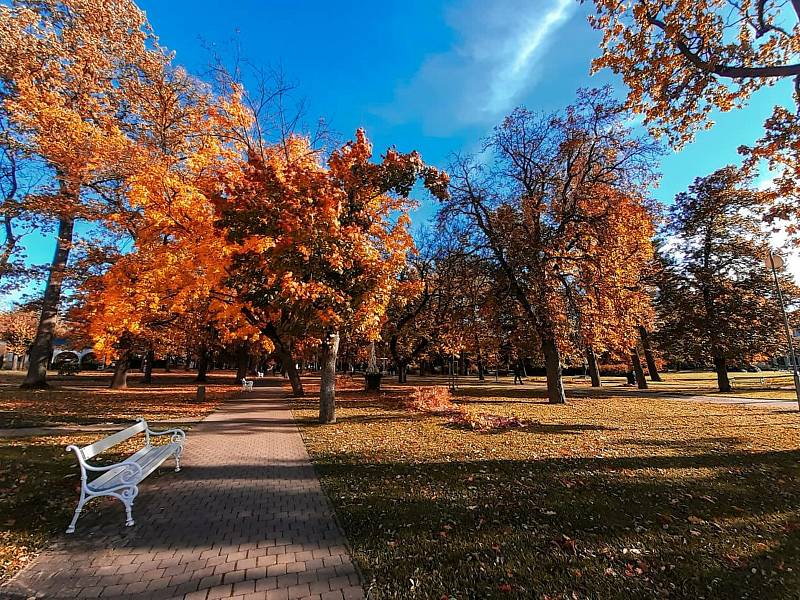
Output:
79,420,147,460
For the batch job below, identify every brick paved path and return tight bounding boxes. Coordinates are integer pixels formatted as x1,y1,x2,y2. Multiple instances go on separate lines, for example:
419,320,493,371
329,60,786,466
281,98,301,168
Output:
3,380,364,600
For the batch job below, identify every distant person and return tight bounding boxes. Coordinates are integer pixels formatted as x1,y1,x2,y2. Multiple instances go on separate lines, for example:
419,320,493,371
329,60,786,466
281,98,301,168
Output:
513,361,524,385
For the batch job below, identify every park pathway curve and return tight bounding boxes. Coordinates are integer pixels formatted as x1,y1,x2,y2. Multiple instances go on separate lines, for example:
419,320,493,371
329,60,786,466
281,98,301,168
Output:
3,379,364,600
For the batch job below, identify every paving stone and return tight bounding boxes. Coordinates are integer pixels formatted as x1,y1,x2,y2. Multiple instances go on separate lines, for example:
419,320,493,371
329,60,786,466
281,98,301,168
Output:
0,381,362,599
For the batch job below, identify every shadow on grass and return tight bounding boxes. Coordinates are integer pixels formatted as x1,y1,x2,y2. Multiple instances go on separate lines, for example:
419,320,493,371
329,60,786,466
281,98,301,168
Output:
306,448,800,599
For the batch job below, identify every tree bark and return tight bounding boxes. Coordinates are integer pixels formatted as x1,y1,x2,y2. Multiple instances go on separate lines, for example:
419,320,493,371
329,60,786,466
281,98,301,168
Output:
638,325,662,382
319,331,340,424
541,336,566,404
22,215,75,389
586,346,602,387
713,349,731,393
195,347,208,383
235,345,248,382
274,348,303,396
631,346,648,389
142,349,155,384
398,362,408,384
110,341,132,389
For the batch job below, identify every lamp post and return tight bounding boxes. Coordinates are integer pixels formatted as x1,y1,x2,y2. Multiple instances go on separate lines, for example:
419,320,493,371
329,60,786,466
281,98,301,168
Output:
764,252,800,410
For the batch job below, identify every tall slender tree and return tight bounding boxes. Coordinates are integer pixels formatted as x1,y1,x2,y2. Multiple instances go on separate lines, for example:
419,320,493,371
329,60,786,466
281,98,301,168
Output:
0,0,168,388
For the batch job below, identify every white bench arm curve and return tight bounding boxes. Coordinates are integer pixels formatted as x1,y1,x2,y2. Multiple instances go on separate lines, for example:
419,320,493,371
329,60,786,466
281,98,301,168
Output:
66,445,144,484
146,427,186,444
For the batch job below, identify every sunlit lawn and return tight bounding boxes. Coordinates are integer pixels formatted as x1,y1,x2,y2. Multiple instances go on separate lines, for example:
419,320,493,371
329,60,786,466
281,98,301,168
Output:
0,370,238,428
294,373,800,599
0,370,237,584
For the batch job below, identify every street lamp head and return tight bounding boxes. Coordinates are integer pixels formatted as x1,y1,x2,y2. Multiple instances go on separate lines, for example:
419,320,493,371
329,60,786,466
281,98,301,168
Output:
764,252,785,271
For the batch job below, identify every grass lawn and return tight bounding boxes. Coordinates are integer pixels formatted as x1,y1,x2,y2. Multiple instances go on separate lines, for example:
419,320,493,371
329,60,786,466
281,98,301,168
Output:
0,370,239,428
294,373,800,599
0,369,239,584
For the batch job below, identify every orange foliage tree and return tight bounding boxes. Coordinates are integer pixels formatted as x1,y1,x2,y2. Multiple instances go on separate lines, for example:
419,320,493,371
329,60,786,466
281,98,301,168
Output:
215,130,448,423
587,0,800,237
72,71,259,388
0,0,171,388
442,88,660,403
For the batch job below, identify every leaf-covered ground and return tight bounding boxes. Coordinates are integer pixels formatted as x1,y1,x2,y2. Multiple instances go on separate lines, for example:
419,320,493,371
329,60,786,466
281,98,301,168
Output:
0,370,235,583
294,375,800,599
0,370,238,428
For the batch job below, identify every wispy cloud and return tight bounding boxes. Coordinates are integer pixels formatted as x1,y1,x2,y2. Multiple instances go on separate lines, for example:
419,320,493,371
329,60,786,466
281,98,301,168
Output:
487,0,574,114
376,0,578,135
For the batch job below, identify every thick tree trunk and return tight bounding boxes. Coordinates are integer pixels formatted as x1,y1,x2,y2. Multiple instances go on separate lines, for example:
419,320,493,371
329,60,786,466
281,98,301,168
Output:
142,349,155,384
235,345,248,382
22,215,75,389
319,332,340,424
631,347,648,389
541,336,566,404
586,346,602,387
713,350,731,393
110,343,132,389
195,347,208,383
638,325,662,382
165,355,172,372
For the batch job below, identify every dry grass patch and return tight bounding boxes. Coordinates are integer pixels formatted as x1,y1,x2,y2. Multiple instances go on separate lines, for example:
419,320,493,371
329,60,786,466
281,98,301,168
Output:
294,378,800,599
0,370,240,428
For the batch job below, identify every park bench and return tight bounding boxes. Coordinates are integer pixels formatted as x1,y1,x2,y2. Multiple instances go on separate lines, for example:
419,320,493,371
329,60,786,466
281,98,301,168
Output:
65,418,185,534
241,378,254,391
58,362,80,376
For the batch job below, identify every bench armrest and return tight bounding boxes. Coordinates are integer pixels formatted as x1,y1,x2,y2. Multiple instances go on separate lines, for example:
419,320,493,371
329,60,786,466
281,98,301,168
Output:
66,445,143,483
146,427,186,444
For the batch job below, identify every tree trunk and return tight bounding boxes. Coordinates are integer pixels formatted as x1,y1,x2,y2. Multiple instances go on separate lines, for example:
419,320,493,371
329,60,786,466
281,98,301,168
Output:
22,215,75,389
630,346,648,389
398,362,408,384
586,346,602,387
142,349,155,384
638,325,662,382
713,350,731,393
319,331,340,424
165,355,172,372
541,336,566,404
195,347,208,383
110,343,132,390
275,348,304,396
235,345,248,382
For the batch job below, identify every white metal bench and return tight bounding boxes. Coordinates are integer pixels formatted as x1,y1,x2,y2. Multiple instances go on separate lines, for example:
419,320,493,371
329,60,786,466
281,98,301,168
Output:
65,418,185,533
241,378,254,391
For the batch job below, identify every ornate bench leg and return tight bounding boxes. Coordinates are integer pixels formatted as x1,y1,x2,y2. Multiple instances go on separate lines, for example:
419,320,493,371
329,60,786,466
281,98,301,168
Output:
66,491,87,534
174,446,183,472
121,486,138,527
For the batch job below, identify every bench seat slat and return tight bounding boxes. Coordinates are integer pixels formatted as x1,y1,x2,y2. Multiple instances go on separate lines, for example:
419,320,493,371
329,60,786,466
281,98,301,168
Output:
89,444,178,492
81,421,147,460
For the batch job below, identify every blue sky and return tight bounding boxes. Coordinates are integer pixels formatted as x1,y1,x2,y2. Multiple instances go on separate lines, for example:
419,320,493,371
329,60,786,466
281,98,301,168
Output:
12,0,800,303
